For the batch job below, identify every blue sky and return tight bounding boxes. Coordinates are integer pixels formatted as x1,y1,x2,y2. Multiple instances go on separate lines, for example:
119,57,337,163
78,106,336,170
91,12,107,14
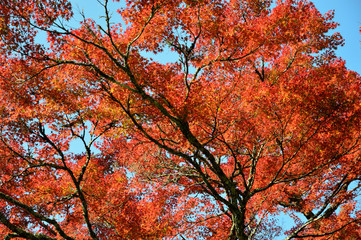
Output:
313,0,361,73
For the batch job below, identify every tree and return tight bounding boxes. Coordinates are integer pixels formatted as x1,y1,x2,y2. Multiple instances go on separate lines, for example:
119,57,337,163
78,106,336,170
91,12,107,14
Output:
0,0,360,239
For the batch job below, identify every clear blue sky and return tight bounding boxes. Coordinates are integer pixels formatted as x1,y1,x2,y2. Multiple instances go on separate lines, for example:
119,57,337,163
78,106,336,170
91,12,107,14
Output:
312,0,361,73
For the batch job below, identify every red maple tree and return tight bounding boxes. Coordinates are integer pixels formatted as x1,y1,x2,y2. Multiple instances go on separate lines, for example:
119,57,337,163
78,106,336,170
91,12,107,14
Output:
0,0,360,239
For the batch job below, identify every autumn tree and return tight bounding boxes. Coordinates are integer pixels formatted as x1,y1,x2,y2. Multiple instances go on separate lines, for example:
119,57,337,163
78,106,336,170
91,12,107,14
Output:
0,0,360,239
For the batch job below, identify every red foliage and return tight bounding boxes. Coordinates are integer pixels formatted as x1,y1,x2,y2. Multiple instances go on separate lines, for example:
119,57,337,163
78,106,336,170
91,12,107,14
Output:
0,0,360,239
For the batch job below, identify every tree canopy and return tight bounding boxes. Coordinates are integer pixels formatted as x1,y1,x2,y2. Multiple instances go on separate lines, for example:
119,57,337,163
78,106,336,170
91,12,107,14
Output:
0,0,360,239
